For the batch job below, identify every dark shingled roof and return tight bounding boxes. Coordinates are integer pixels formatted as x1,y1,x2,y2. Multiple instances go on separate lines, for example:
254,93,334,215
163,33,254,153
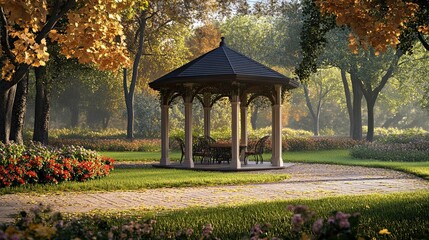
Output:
149,37,299,90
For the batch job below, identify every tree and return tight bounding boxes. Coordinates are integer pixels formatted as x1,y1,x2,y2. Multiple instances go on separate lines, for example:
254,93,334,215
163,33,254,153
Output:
0,0,134,144
303,69,338,136
121,0,241,139
221,15,275,64
49,56,124,129
315,0,427,54
297,0,407,141
323,28,403,141
187,22,222,59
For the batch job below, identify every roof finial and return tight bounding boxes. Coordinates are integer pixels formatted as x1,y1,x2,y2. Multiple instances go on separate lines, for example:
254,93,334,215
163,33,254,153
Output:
219,37,225,47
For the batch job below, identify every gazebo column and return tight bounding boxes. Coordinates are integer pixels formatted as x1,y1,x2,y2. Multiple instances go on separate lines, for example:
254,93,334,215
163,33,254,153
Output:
203,93,211,138
240,101,248,163
160,104,170,165
240,96,248,147
272,85,283,167
230,92,241,169
184,86,194,168
271,104,276,164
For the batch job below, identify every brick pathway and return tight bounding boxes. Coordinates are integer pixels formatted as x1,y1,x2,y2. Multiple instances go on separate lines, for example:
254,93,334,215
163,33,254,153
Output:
1,163,428,223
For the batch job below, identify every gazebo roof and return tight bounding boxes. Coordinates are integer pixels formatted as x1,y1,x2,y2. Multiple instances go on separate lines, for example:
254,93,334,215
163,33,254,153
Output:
149,37,299,90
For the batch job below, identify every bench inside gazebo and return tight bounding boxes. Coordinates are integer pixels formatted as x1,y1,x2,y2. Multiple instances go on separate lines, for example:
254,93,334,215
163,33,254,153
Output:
149,37,299,171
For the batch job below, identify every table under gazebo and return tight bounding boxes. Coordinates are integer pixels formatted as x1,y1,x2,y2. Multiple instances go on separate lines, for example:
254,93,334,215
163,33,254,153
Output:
149,37,299,170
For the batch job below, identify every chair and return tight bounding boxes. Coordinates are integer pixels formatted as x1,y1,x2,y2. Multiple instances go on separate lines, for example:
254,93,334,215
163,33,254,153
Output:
193,136,217,164
245,135,270,164
173,137,185,163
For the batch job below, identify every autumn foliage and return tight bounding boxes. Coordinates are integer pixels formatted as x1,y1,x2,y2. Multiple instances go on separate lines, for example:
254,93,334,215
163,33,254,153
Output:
316,0,426,54
0,0,135,81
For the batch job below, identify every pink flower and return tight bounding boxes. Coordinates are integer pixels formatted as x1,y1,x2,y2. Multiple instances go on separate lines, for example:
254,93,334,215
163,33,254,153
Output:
339,219,350,229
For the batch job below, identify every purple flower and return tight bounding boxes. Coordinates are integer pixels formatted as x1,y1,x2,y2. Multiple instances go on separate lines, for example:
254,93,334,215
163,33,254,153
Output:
327,216,335,224
312,219,324,234
335,212,350,221
202,223,214,237
291,214,304,232
185,228,194,236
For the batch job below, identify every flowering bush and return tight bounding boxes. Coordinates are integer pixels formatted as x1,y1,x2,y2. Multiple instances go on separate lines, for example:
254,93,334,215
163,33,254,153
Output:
0,142,114,188
350,142,429,162
283,137,363,151
49,138,161,152
0,204,400,240
284,205,361,240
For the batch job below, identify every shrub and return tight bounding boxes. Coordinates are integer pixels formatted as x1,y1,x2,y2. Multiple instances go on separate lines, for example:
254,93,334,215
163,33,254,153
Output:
350,142,429,162
0,142,114,188
284,137,363,152
47,128,127,139
368,127,429,143
49,138,161,152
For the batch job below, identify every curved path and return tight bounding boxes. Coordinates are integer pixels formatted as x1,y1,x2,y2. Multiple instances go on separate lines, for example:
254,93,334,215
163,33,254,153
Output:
1,163,428,223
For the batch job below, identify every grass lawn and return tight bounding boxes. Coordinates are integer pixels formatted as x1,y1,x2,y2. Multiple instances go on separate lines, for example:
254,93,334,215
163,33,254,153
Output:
0,168,290,194
101,150,429,180
77,191,429,239
281,150,429,180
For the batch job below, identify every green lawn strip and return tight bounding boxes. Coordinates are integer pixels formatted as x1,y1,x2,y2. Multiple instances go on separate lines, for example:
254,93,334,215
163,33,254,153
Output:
74,191,429,239
280,150,429,180
0,168,290,194
101,150,429,180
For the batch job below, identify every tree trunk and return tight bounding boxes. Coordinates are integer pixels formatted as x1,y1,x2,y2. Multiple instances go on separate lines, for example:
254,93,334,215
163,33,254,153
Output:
350,71,363,140
70,105,79,128
124,68,134,139
359,49,402,142
124,11,147,140
250,105,259,130
10,72,29,144
303,85,319,136
0,85,17,144
340,69,353,137
102,115,110,129
382,113,403,128
366,98,376,142
33,67,50,145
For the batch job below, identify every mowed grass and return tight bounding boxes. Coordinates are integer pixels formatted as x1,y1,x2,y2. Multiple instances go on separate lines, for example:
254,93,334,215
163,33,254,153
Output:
81,191,429,239
281,150,429,180
101,150,429,180
0,168,290,194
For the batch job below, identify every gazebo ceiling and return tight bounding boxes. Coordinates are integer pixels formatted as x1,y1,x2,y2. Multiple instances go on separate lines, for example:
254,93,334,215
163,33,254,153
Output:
149,37,299,91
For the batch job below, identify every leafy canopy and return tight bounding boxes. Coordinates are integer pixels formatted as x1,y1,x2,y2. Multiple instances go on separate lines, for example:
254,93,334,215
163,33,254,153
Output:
0,0,144,81
315,0,426,54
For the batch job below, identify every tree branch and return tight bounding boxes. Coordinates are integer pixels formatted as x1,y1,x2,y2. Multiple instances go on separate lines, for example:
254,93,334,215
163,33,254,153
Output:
373,49,403,95
0,7,15,64
418,31,429,51
303,85,317,120
1,0,76,90
35,0,76,43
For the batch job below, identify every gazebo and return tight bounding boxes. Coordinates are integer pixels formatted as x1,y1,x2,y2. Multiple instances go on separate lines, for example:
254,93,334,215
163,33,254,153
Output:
149,37,299,170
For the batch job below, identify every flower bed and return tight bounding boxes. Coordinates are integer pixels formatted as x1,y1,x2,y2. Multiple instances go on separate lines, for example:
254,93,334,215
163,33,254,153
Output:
350,142,429,162
0,142,114,188
0,204,380,240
